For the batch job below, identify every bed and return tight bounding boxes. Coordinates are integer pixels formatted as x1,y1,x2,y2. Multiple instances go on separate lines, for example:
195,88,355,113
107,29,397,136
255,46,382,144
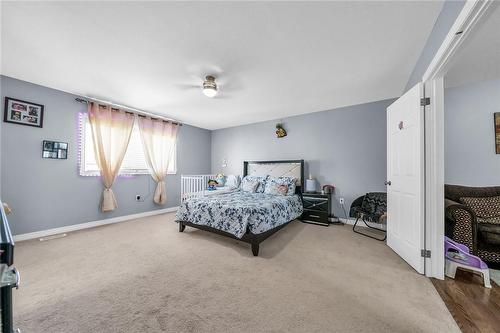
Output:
176,160,304,256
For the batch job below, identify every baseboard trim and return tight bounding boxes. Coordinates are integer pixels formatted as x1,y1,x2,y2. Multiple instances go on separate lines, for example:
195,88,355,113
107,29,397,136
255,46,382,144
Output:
339,217,386,230
339,217,358,226
13,206,179,242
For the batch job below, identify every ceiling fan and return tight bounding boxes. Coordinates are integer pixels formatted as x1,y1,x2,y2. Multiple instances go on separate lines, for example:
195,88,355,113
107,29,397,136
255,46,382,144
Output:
175,74,221,98
202,75,217,98
175,67,241,98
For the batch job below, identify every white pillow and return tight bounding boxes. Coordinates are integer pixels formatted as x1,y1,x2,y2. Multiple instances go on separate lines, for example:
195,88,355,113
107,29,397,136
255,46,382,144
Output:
225,175,241,189
241,179,259,193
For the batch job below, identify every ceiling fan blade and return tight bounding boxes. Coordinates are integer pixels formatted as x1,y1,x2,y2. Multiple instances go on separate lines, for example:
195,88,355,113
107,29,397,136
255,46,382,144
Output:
173,83,200,90
218,80,242,92
187,64,223,76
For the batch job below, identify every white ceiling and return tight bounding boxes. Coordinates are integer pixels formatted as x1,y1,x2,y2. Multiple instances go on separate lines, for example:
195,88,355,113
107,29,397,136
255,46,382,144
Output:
445,1,500,88
1,1,443,130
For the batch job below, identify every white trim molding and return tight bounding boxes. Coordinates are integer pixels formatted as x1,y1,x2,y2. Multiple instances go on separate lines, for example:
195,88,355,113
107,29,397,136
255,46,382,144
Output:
13,206,179,242
424,78,445,279
423,0,493,82
421,0,494,279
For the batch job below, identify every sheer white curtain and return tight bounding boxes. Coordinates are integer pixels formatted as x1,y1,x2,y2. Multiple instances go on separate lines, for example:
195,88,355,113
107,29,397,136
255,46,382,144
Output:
88,103,135,211
138,116,180,205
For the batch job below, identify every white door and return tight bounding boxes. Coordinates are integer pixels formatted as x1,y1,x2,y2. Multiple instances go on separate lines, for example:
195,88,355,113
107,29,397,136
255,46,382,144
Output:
387,83,425,274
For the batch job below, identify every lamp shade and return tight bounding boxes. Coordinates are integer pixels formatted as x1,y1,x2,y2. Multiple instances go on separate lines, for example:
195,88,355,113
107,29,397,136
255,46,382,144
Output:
305,179,317,192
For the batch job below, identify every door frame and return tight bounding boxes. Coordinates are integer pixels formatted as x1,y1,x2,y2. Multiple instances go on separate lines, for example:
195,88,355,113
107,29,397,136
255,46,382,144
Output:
422,0,493,279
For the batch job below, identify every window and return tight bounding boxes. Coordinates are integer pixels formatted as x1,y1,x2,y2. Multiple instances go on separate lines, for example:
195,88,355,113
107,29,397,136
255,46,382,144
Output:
79,113,176,176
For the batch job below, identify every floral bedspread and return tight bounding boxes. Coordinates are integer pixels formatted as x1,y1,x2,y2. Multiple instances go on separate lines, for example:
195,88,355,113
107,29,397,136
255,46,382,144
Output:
175,191,303,238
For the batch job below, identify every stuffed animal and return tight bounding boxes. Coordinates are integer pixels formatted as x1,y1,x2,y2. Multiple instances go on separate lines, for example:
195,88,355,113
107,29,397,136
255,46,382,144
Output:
215,173,226,186
207,179,218,191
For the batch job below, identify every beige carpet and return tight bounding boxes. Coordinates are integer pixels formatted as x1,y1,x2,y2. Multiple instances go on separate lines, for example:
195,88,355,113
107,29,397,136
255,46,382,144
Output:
14,214,459,333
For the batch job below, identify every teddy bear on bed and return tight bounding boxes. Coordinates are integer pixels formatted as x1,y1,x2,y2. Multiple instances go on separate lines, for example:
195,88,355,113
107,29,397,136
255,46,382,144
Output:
207,179,218,191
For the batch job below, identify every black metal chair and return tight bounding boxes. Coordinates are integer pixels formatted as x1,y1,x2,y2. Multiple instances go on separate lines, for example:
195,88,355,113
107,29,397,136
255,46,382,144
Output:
349,192,387,241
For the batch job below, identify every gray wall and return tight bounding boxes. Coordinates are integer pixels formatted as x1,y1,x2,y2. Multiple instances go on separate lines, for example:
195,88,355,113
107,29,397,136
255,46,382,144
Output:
405,0,465,91
445,78,500,186
211,99,393,216
0,75,211,235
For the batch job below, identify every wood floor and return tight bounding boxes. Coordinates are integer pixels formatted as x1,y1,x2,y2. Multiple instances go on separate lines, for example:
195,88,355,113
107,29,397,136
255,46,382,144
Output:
431,270,500,333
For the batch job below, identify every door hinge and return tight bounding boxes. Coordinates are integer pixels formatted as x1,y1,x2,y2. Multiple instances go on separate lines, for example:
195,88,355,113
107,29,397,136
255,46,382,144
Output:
421,249,431,258
420,97,430,106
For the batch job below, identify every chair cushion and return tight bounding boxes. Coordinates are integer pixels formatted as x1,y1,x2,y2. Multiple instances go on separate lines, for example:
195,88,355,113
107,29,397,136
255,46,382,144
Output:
477,216,500,225
445,184,500,203
361,192,387,216
477,223,500,246
355,192,387,223
459,196,500,218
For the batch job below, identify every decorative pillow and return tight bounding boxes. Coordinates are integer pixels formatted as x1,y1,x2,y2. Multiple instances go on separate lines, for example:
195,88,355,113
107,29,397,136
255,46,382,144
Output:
264,182,289,196
241,175,268,193
264,176,296,196
459,196,500,218
240,178,259,193
225,175,241,189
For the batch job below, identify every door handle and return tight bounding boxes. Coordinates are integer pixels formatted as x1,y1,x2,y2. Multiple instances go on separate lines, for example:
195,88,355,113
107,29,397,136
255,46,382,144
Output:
13,267,20,289
385,181,392,186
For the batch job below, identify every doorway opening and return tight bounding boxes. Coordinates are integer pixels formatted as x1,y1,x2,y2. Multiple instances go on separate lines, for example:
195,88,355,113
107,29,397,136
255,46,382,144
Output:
423,1,500,329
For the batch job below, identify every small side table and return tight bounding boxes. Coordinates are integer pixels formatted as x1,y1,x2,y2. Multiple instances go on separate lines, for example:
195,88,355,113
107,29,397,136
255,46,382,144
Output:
301,192,337,226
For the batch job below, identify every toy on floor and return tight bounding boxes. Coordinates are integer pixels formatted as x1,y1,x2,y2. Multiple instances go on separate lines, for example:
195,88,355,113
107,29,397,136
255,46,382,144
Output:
444,236,491,288
207,179,218,191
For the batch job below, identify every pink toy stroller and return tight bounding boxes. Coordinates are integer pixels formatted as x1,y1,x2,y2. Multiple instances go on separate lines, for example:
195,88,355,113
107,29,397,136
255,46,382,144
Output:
445,236,491,288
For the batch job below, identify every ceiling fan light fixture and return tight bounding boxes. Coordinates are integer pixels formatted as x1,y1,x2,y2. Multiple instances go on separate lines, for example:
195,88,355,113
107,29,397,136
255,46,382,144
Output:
202,75,218,97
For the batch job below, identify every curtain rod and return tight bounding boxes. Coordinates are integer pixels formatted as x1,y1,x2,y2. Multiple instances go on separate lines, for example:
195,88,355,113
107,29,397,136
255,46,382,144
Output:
75,97,182,126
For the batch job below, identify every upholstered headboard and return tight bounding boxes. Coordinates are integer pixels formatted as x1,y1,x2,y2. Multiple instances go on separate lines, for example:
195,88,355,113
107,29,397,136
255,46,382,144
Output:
243,160,304,193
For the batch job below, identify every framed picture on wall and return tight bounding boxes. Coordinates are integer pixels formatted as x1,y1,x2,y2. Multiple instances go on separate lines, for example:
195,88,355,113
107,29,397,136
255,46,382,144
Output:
42,140,68,159
3,97,44,128
495,113,500,154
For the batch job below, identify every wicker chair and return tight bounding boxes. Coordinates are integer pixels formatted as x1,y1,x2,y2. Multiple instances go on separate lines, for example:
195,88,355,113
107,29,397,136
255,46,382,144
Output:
349,192,387,241
445,184,500,265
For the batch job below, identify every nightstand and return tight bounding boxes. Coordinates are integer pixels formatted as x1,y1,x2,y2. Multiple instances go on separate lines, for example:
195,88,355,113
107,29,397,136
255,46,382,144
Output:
301,192,332,226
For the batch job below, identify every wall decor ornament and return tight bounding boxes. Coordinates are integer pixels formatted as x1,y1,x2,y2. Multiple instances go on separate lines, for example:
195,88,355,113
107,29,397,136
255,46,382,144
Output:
275,123,287,138
4,97,44,128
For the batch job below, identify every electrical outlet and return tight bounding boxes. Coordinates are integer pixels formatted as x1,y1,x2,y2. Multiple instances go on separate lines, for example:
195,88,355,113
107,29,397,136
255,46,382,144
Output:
339,197,345,205
135,195,142,202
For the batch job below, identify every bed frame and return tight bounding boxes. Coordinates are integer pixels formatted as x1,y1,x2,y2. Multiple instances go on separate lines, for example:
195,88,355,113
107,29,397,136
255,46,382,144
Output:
178,159,304,256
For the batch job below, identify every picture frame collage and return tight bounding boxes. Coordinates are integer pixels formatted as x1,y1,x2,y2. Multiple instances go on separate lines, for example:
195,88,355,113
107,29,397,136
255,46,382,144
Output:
42,140,68,159
4,97,44,128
